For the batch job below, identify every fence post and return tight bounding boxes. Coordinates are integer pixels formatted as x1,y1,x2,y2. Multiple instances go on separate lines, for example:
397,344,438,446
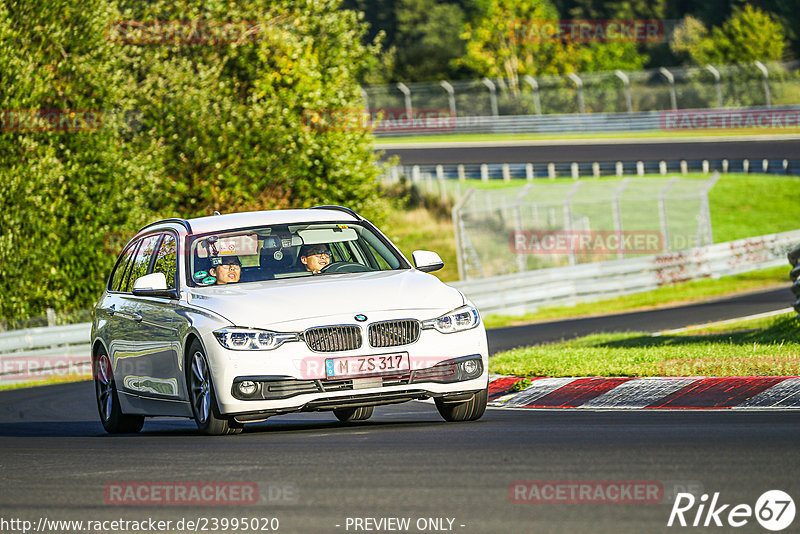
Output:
457,164,466,181
480,163,489,182
360,88,369,115
563,181,583,265
439,80,457,117
568,73,585,114
659,67,677,110
705,65,723,107
482,78,499,117
698,172,720,245
523,75,542,115
754,61,771,107
526,163,534,181
614,70,633,113
452,189,468,281
436,164,447,202
658,178,678,253
397,82,413,119
612,178,631,259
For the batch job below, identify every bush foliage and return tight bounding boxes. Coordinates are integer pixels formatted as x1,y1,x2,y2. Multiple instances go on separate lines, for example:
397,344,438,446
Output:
0,0,385,322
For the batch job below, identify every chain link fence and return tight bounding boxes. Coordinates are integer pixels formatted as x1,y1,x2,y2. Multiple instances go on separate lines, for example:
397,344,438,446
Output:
363,61,800,135
452,174,719,280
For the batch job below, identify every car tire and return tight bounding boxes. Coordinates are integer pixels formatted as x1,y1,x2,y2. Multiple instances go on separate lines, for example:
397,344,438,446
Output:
435,386,488,422
187,340,241,435
94,350,145,434
333,405,374,423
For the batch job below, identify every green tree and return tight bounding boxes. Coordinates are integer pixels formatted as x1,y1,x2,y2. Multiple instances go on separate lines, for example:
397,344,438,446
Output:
393,0,467,81
0,0,158,321
0,0,388,321
114,0,386,219
459,0,577,90
671,5,786,65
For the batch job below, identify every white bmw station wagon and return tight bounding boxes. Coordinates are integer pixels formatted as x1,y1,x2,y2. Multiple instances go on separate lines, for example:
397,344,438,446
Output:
92,206,489,434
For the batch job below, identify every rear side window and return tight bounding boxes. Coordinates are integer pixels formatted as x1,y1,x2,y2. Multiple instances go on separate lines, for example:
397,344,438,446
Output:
109,242,138,292
152,234,178,290
122,234,161,292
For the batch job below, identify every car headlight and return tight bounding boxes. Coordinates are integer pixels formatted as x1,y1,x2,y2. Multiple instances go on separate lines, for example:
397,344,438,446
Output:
213,327,299,351
422,305,480,334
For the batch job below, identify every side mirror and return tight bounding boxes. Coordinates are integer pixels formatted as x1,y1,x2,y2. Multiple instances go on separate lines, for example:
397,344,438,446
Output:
132,272,177,298
412,250,444,273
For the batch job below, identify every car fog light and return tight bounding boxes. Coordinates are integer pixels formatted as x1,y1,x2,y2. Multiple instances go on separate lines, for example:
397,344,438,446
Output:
238,380,257,396
461,359,479,376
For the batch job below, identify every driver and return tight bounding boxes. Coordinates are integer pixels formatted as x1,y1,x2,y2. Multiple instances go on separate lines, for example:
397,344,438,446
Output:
299,244,331,274
210,255,242,284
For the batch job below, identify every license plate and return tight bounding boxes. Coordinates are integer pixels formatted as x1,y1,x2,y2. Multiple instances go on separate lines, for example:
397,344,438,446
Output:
325,352,409,378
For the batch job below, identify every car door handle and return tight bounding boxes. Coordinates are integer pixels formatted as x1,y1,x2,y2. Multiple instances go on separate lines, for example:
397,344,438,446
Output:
106,304,115,316
132,312,143,323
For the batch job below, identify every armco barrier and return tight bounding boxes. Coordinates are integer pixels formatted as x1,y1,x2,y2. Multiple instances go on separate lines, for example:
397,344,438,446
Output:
789,243,800,315
372,105,800,137
449,229,800,315
0,323,91,385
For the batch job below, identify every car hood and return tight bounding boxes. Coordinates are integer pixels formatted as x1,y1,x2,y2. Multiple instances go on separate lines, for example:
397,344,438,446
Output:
185,269,464,327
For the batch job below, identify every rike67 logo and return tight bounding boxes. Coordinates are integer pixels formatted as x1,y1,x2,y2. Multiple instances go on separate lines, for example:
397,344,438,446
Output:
668,490,795,531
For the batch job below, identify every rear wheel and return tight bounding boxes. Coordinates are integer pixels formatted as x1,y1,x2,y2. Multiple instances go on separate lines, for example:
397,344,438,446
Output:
187,340,242,435
334,405,374,423
94,350,144,434
435,387,488,422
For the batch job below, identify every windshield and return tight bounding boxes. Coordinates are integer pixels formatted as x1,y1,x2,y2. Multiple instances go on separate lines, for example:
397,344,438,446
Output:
187,222,407,286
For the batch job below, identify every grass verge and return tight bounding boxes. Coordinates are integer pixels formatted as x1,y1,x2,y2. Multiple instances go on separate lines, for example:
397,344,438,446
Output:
489,312,800,377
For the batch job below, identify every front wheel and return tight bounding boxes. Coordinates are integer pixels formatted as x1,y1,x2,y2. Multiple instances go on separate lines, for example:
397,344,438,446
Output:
187,340,242,435
94,351,144,434
435,387,488,422
334,405,374,423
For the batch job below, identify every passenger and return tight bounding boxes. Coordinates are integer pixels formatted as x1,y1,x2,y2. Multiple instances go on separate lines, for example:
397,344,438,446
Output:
299,244,331,274
210,255,242,284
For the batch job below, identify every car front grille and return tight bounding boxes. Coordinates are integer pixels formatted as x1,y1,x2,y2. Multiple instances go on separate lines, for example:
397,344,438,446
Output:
304,325,362,352
368,319,420,348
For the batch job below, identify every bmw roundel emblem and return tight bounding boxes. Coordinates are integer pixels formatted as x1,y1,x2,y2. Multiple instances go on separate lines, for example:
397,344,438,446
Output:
354,314,368,322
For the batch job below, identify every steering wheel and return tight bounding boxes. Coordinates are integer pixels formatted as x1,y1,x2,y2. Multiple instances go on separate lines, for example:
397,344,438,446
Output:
319,261,372,274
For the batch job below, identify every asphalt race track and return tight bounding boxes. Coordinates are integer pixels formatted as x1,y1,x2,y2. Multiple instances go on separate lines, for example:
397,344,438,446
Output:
376,137,800,166
1,287,798,533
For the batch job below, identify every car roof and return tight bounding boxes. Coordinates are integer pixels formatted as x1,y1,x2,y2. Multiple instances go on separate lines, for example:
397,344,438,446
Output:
143,208,361,236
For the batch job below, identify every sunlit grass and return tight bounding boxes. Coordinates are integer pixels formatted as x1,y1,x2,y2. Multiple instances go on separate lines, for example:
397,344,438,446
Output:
489,313,800,377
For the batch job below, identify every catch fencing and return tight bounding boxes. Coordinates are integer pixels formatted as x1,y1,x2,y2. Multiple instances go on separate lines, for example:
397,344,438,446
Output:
451,229,800,316
450,175,718,280
363,61,800,136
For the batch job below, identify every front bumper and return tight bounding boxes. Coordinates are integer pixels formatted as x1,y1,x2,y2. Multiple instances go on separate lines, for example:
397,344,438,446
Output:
204,323,489,416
